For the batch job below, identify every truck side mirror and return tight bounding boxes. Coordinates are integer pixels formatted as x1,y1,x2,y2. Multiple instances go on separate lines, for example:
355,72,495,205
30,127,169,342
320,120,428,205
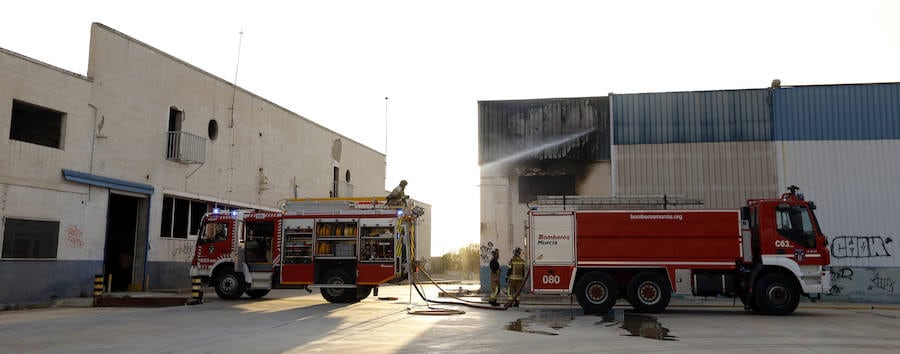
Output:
808,202,817,210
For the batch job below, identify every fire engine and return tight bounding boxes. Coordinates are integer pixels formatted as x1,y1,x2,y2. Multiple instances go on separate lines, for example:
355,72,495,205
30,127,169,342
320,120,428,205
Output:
190,197,423,303
526,186,830,315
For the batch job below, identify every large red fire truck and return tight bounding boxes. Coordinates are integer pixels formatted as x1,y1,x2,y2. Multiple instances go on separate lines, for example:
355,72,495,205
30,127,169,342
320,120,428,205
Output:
527,186,830,315
190,197,422,303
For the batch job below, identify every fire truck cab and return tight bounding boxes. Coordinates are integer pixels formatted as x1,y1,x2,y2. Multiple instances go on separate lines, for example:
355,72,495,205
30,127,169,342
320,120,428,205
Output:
190,198,422,303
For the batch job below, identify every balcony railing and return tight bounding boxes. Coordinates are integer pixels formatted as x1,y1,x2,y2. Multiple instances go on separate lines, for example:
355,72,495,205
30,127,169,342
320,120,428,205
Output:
166,131,206,164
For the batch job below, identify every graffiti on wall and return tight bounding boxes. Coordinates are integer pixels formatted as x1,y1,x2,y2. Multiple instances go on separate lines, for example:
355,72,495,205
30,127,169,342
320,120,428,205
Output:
830,236,893,258
868,273,895,293
829,267,854,294
480,242,496,264
65,225,85,249
829,267,898,300
170,241,195,261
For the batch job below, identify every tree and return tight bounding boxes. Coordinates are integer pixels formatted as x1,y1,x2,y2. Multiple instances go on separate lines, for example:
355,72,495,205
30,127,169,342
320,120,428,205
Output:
441,250,460,274
438,243,481,279
458,243,481,280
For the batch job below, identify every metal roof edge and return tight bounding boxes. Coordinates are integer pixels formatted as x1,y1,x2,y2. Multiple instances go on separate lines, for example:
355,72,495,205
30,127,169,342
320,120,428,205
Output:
62,169,154,195
477,96,609,104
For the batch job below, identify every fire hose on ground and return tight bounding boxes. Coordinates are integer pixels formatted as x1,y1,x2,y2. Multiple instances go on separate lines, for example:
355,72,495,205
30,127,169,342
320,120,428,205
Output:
405,264,531,315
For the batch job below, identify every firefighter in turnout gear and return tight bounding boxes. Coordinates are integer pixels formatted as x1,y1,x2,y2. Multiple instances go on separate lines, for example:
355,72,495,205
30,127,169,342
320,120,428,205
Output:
386,180,409,207
507,247,525,307
488,249,501,306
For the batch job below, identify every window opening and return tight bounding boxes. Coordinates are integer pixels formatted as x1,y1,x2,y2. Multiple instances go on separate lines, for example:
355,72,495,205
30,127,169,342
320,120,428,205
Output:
9,100,65,149
168,107,183,132
208,119,218,141
2,218,59,259
160,195,209,238
518,175,575,203
333,166,340,197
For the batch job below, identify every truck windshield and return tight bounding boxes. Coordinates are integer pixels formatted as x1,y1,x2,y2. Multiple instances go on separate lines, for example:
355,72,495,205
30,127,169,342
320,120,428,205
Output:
775,205,815,248
199,222,228,244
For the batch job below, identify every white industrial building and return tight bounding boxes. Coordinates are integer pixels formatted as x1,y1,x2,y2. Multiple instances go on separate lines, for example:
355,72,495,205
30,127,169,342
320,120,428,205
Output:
0,23,429,307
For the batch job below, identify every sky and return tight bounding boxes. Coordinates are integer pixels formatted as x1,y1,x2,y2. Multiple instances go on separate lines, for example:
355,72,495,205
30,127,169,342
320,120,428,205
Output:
2,1,899,256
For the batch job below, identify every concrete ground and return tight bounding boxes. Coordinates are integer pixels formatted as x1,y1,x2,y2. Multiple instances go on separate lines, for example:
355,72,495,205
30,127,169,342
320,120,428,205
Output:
1,282,899,353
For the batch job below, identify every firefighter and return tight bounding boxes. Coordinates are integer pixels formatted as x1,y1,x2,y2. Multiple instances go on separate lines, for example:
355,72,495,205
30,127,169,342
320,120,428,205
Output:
506,247,526,307
488,249,501,306
386,180,409,206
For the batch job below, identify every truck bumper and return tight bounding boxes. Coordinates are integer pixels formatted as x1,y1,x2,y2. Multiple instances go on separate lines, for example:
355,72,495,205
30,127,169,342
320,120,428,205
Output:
799,265,829,294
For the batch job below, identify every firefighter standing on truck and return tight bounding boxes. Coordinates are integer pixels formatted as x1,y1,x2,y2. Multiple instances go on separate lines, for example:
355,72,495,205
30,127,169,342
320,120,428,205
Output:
488,249,501,306
386,180,408,207
507,247,525,307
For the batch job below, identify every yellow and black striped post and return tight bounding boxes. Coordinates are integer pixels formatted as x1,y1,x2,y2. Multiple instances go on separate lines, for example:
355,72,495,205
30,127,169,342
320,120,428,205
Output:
92,274,104,306
93,274,104,297
190,276,204,304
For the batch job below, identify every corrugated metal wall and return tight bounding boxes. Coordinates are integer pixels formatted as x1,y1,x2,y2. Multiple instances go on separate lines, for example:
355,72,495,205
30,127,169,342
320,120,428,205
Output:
775,83,900,302
774,83,900,141
612,89,777,209
616,142,778,209
478,97,610,165
778,140,900,268
613,89,772,145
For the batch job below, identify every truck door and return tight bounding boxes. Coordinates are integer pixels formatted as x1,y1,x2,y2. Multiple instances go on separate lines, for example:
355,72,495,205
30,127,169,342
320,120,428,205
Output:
244,216,276,268
529,211,576,294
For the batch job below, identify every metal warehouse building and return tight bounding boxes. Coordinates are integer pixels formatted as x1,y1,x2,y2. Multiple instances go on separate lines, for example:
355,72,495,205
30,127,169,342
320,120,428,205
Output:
479,82,900,303
0,23,431,307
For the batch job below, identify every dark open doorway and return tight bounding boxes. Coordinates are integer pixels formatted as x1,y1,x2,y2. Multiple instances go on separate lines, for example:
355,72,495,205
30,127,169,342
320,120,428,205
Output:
104,194,142,292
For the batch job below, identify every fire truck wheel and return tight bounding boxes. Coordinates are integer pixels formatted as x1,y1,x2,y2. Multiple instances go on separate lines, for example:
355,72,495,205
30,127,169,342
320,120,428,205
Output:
753,273,800,315
321,269,354,303
575,271,618,314
356,285,373,301
245,289,270,299
626,272,671,313
214,271,245,300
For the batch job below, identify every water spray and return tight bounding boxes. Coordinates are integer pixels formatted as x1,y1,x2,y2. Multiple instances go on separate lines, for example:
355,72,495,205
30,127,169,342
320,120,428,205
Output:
481,127,597,170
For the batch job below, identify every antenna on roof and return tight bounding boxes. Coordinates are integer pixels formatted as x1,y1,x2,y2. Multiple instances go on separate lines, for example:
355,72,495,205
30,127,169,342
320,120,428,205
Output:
229,28,244,128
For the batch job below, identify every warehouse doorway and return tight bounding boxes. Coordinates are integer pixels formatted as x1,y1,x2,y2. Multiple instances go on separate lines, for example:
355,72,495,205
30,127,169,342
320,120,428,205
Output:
104,193,148,291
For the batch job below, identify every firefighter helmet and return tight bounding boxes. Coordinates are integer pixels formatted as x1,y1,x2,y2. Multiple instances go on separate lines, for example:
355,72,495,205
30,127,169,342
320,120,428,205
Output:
513,247,522,256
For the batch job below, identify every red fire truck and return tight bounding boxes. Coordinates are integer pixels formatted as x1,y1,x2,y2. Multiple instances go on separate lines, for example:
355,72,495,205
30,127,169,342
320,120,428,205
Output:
527,186,830,315
190,197,422,303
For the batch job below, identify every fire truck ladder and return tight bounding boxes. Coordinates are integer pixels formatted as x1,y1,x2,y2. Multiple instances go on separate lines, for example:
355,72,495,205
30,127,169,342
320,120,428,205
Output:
532,195,704,210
